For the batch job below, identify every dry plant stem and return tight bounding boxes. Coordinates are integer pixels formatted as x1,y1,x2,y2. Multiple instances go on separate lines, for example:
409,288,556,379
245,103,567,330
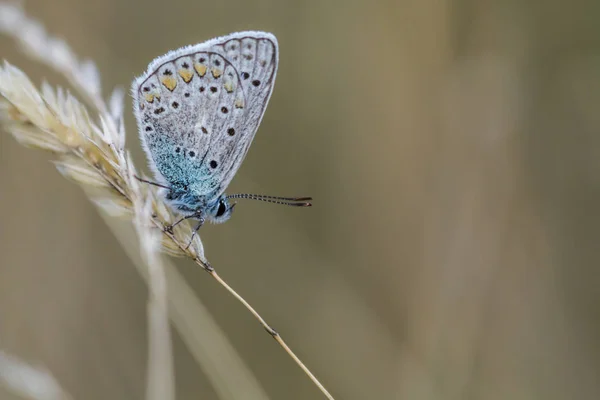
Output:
133,190,175,400
209,270,335,400
158,222,336,400
0,350,74,400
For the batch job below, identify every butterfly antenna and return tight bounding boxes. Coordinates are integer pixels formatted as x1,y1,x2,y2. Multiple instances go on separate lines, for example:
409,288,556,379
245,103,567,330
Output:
134,175,171,190
226,193,312,207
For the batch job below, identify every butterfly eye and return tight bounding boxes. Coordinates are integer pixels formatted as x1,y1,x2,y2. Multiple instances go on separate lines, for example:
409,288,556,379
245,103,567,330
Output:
216,200,227,217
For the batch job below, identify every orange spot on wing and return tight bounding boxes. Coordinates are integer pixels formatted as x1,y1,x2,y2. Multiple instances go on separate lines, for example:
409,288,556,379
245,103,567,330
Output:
178,69,194,83
194,64,207,77
211,68,223,78
160,76,177,91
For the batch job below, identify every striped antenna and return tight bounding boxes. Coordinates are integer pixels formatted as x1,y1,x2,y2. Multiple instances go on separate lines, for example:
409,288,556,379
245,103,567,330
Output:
225,193,312,207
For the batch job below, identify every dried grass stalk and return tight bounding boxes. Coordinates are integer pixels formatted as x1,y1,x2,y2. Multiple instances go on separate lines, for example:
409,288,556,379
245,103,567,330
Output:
0,350,73,400
132,177,175,400
0,3,334,399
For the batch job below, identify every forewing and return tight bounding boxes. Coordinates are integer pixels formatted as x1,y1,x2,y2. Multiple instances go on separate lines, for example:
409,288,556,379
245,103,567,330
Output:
132,31,278,201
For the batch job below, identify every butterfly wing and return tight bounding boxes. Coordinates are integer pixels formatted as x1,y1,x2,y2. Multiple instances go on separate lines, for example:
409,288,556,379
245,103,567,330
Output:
132,31,278,202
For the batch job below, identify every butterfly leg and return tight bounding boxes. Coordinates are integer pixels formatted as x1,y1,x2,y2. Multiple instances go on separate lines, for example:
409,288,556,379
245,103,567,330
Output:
165,210,202,234
164,216,184,234
164,210,205,251
185,216,205,250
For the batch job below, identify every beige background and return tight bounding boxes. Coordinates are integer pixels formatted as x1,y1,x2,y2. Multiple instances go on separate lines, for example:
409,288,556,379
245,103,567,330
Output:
2,0,600,399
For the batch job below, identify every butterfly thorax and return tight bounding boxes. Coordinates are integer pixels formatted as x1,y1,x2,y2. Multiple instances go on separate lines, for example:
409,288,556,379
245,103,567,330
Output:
164,186,208,212
165,186,233,223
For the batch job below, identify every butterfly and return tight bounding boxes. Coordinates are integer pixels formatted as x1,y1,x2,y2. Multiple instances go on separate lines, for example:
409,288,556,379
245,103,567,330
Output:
131,31,311,237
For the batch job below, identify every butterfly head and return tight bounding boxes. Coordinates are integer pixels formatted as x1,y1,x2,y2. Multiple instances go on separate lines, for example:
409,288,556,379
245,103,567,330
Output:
205,195,236,224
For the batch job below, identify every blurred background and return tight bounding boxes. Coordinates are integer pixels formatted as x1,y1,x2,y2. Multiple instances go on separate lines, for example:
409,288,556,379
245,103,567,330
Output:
1,0,600,399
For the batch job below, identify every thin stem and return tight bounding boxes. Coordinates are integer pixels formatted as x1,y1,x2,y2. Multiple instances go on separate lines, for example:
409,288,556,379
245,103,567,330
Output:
138,170,300,400
207,268,335,400
152,217,335,399
139,218,175,400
